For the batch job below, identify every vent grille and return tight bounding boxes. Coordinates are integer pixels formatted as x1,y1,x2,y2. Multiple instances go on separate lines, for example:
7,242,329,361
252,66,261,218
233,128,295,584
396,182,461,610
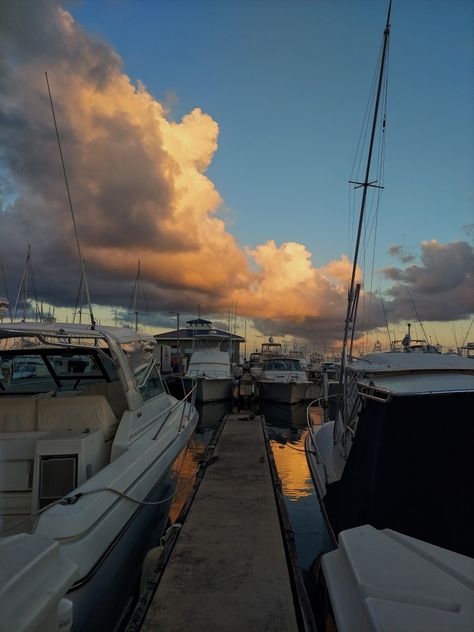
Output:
39,455,77,508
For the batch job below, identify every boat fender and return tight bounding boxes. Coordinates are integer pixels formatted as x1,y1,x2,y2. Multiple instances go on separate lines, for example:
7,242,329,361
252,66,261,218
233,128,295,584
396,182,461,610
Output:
57,598,74,632
139,546,164,595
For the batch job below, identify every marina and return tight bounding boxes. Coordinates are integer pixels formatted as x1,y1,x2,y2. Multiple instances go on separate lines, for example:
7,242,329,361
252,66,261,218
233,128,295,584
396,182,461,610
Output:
1,1,473,631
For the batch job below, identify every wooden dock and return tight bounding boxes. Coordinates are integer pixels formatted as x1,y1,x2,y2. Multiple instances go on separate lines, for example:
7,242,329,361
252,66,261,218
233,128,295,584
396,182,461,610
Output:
136,413,305,632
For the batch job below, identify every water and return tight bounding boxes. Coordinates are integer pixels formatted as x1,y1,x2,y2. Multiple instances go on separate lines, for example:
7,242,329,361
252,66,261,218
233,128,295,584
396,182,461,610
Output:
260,400,334,570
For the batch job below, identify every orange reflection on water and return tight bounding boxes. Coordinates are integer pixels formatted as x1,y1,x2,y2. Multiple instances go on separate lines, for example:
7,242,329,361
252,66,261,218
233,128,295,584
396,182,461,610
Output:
168,435,208,524
270,430,314,501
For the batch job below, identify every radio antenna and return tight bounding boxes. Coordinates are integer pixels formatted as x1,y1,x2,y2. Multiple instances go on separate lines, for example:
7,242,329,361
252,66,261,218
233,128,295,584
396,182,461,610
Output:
45,71,96,329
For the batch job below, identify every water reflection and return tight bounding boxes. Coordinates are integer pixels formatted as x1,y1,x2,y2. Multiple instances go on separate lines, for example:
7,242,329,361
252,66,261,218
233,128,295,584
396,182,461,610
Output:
259,400,309,428
168,400,232,523
261,401,333,570
196,400,233,430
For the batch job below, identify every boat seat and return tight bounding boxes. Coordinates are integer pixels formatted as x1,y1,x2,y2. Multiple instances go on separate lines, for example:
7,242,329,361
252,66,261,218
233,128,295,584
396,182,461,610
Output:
0,398,37,433
80,381,128,419
37,395,118,439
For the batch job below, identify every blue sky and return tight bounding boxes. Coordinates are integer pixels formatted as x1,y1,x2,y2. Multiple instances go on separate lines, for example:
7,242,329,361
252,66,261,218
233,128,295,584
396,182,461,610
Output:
69,0,473,269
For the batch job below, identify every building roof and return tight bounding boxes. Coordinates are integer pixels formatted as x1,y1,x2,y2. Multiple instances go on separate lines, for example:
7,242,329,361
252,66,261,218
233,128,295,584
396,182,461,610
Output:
155,328,245,342
186,318,212,325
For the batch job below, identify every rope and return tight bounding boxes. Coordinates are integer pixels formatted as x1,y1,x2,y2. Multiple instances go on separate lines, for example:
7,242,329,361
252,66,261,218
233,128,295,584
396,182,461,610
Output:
0,474,198,536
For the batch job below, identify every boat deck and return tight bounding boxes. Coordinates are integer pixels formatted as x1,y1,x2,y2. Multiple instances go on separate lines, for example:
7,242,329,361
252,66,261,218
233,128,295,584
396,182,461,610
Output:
135,413,305,631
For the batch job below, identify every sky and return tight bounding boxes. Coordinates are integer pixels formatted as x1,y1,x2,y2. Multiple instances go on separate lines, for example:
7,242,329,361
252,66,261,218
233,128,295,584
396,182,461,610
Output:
0,0,473,354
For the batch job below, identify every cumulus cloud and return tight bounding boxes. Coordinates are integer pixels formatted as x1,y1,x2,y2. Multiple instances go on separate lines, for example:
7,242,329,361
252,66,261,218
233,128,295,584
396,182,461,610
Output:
381,239,474,322
0,1,248,307
0,0,359,346
387,245,416,264
463,223,474,241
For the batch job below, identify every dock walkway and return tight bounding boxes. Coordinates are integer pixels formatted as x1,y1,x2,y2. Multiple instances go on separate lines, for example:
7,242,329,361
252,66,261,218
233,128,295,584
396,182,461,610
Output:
140,413,300,631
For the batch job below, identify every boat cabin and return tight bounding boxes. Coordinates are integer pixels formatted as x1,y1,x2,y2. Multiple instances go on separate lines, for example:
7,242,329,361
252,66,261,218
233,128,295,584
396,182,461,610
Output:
0,323,168,532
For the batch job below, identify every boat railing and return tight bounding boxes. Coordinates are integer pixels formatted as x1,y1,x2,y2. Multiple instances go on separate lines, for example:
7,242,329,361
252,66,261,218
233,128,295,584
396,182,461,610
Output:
358,383,392,403
305,393,341,431
154,376,197,439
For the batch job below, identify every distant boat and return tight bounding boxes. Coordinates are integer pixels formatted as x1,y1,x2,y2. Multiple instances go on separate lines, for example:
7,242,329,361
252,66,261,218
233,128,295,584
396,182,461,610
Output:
257,356,311,404
184,348,233,402
0,298,9,321
0,321,198,631
249,338,284,378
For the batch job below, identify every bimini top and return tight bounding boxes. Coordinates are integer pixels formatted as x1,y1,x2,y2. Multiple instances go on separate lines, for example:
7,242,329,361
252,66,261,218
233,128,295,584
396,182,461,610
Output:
0,322,156,346
352,351,474,373
185,349,231,379
350,351,474,395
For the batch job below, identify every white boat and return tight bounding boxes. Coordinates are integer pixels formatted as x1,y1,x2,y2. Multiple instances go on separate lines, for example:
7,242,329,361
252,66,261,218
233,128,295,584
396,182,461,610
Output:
316,524,474,632
258,357,311,404
249,339,283,379
0,298,9,322
0,321,198,631
305,3,474,560
288,349,309,372
184,348,233,402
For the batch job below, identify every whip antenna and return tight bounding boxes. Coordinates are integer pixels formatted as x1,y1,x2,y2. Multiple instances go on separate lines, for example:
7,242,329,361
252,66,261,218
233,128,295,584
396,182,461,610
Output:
45,71,96,328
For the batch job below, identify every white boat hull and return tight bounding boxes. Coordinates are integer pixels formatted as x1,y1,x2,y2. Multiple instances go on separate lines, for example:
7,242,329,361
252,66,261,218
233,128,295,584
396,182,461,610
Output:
63,412,197,631
258,381,310,404
192,378,233,403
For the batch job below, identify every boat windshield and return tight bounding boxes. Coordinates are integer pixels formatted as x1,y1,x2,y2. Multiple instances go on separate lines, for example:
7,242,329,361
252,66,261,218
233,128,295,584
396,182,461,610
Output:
264,358,303,372
0,348,118,394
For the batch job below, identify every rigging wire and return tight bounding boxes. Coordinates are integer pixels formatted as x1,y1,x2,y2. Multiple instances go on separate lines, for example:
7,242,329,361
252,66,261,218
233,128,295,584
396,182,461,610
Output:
348,42,383,276
461,318,473,348
45,71,96,329
0,266,13,322
405,285,430,343
127,260,151,330
358,36,390,354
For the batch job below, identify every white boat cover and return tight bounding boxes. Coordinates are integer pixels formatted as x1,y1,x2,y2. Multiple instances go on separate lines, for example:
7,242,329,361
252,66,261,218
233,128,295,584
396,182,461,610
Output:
0,533,78,632
322,525,474,632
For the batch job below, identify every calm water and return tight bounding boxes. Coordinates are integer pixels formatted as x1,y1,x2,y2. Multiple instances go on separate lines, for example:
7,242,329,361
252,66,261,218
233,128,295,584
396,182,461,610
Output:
168,398,333,587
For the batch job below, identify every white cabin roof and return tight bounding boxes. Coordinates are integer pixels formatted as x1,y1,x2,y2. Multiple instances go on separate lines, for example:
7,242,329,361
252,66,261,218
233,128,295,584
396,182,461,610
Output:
351,352,474,394
187,349,231,367
352,352,474,373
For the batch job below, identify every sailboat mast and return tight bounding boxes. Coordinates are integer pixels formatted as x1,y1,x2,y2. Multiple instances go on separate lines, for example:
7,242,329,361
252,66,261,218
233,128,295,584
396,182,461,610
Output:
132,259,141,331
341,2,391,363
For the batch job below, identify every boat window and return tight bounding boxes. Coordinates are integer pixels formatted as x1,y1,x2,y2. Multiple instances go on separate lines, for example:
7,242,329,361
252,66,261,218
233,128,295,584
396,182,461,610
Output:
264,358,302,371
6,355,56,392
0,349,118,394
46,354,103,377
135,362,165,402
